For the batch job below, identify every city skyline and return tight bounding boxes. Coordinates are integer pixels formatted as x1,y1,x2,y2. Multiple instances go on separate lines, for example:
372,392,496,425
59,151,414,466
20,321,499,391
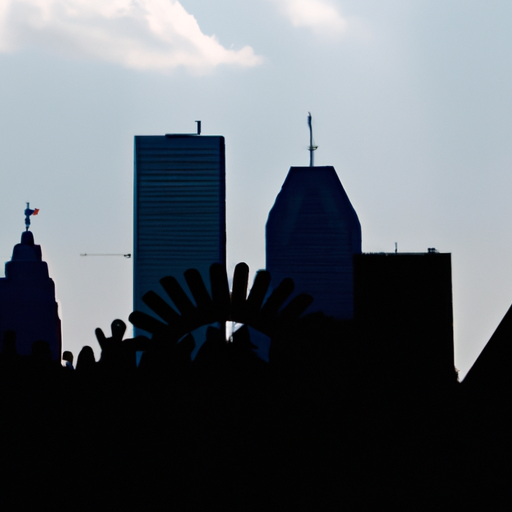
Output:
1,1,512,377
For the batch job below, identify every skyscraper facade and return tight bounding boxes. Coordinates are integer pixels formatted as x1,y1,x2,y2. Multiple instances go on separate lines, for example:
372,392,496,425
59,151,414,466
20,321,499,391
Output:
266,166,361,319
134,133,226,329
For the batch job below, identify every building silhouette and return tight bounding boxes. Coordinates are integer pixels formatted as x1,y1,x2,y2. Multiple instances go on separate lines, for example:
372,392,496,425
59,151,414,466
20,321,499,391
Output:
461,302,512,394
0,230,62,359
266,166,361,319
353,251,455,384
133,131,226,332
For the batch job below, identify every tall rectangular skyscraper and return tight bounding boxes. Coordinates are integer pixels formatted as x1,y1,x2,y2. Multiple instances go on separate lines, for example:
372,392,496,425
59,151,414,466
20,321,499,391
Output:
134,133,226,328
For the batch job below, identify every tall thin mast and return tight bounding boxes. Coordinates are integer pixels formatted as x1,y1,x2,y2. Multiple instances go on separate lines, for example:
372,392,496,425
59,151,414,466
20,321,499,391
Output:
307,112,318,167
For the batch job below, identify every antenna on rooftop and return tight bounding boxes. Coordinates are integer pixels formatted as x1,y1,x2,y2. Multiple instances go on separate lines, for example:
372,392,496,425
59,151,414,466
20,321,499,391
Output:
307,112,318,167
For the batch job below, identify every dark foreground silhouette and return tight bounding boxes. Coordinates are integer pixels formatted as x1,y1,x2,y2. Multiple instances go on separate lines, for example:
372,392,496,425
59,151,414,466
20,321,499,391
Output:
0,263,507,510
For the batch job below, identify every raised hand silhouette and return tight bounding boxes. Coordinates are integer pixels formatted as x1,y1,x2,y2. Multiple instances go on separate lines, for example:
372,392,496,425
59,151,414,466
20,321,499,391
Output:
129,262,313,362
95,319,149,370
96,319,126,353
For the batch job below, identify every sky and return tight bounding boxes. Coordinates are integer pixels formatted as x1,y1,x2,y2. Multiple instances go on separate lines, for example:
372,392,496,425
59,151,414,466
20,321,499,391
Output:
1,0,512,377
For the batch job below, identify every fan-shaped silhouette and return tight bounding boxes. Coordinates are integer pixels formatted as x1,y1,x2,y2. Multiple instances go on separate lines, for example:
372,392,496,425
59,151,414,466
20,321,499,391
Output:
129,262,313,346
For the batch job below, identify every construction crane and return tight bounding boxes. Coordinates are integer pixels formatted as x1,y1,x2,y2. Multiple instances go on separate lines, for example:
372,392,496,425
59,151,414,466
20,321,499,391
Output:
80,253,131,258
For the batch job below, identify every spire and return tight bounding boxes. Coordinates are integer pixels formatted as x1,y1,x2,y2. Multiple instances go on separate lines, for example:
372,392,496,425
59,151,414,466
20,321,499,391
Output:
307,112,318,167
24,202,39,231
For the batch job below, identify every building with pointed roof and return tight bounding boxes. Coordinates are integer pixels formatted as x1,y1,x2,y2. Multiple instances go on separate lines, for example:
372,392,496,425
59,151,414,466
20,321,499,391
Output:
0,229,62,359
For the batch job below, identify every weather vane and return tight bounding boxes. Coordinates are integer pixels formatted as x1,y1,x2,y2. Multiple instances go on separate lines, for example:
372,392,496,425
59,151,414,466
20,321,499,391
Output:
24,202,39,231
308,112,318,167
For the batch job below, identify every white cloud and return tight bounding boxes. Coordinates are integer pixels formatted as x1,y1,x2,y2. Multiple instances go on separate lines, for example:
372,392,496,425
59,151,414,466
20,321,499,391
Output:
0,0,262,73
270,0,348,38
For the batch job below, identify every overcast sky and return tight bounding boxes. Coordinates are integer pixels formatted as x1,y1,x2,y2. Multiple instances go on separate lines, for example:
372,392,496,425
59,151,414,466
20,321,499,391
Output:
1,0,511,377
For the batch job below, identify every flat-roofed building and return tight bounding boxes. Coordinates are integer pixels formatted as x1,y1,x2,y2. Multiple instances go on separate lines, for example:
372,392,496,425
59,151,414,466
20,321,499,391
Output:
353,251,455,384
134,133,226,332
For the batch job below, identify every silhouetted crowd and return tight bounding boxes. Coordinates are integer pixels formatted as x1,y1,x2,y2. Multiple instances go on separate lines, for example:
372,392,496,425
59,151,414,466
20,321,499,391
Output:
0,264,508,510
